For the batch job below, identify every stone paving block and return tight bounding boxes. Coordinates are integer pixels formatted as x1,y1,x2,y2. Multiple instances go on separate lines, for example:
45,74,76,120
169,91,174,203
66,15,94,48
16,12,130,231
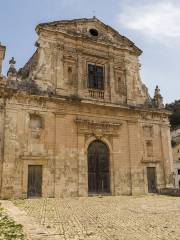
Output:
2,196,180,240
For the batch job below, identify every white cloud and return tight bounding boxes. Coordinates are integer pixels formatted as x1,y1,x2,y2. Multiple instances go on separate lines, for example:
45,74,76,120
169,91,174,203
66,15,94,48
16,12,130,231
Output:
117,1,180,42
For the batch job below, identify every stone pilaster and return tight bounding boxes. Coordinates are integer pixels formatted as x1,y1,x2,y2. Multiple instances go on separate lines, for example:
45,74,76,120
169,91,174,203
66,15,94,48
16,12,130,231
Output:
0,44,6,75
77,55,84,96
109,60,116,103
160,125,173,187
77,135,88,197
127,121,145,195
56,46,64,89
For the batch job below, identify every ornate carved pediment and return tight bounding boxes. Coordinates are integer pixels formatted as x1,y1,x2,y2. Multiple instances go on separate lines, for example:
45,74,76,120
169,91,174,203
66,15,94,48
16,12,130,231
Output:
36,18,141,55
75,117,122,138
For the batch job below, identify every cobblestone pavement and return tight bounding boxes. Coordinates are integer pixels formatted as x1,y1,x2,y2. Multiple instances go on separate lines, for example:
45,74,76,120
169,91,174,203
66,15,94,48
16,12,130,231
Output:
13,195,180,240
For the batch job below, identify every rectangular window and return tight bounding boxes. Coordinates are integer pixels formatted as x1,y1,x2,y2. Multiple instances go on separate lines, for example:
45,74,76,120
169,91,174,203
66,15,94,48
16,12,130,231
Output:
178,169,180,175
88,64,104,90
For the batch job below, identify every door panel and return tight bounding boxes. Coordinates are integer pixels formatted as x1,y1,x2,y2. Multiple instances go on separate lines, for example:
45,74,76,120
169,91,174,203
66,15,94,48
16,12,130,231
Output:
88,140,110,194
27,165,42,197
147,167,157,193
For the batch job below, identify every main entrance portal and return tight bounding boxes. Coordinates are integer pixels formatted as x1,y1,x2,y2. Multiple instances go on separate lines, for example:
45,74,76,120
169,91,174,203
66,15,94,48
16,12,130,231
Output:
88,140,110,194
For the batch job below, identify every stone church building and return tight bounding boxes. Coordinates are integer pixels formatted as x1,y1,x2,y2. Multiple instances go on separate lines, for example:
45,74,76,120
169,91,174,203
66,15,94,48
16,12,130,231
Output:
0,17,173,199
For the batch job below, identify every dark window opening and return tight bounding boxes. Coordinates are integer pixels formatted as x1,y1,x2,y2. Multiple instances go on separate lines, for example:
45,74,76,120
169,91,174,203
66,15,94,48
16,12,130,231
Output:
89,28,99,36
88,64,104,90
178,169,180,175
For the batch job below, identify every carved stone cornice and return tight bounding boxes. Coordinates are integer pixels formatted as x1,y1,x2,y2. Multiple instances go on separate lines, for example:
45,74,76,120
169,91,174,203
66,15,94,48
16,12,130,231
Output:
141,158,160,164
19,155,48,161
139,111,169,124
75,117,122,138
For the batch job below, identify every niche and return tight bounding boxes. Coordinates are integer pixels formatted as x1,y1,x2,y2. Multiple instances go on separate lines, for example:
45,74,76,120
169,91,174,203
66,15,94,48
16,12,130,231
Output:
29,114,43,129
143,126,153,138
68,66,73,84
146,140,153,157
115,71,126,95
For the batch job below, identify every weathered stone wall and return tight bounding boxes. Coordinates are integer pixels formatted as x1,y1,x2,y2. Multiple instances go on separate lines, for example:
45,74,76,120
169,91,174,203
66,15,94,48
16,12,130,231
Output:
0,18,173,199
0,99,4,193
27,18,149,107
0,95,172,198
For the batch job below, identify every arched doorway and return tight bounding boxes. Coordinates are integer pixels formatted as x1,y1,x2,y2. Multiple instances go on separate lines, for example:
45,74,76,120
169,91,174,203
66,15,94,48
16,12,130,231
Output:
88,140,110,194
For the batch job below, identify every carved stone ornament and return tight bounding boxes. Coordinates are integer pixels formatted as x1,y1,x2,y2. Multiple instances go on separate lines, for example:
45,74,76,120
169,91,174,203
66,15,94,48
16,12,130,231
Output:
31,129,42,139
153,85,164,108
0,96,5,110
75,117,122,138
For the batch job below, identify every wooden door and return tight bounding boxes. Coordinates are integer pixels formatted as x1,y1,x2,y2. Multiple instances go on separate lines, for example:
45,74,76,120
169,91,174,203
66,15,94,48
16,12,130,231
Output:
27,165,42,197
147,167,157,193
88,140,110,194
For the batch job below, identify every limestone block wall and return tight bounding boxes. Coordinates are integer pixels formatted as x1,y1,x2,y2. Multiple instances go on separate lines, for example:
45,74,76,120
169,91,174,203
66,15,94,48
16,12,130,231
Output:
0,103,4,193
0,96,172,199
1,107,19,198
31,27,149,107
160,126,173,186
54,114,79,197
127,122,145,195
112,121,132,195
0,100,56,199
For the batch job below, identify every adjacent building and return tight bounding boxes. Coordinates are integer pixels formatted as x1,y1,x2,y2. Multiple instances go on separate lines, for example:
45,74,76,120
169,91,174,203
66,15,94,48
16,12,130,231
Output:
0,18,173,199
172,127,180,188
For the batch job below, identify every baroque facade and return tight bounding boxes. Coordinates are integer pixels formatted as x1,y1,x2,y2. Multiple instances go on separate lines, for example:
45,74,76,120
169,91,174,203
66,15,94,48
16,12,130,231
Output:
0,17,173,199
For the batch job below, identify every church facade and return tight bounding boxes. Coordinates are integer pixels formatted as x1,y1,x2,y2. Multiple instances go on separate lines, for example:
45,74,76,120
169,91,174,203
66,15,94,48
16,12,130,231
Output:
0,18,173,199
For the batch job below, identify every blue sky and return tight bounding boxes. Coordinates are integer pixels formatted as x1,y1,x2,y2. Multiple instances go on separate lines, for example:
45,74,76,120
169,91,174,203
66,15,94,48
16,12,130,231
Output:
0,0,179,103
